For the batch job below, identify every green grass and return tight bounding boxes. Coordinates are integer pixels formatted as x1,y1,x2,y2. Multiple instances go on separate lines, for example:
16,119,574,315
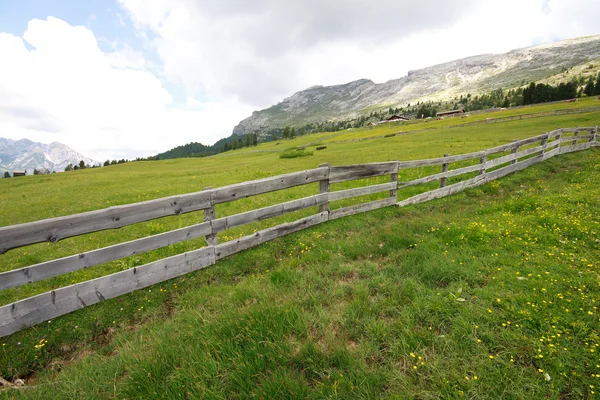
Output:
0,101,599,398
279,149,314,159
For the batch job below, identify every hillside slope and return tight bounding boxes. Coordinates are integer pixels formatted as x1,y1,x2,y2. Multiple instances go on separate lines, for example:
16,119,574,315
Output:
233,35,600,136
1,148,598,399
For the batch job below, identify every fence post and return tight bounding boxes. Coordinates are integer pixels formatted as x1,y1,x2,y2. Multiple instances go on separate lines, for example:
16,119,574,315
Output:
203,187,218,246
390,161,399,198
479,152,487,176
556,128,563,151
589,126,597,144
440,154,449,188
510,140,519,165
571,127,579,146
318,163,330,214
540,133,549,156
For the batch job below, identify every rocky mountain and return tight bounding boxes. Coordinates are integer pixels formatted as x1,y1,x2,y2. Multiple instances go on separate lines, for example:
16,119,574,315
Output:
233,35,600,136
0,138,98,175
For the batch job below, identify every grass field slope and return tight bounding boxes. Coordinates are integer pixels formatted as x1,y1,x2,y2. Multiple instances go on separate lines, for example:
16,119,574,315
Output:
0,100,599,399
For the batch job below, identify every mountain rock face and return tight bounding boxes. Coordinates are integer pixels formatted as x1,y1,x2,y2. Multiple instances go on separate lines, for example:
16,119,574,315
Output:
233,35,600,136
0,138,98,174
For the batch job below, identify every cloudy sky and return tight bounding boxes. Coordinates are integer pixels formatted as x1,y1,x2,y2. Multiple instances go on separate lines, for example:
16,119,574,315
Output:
0,0,599,161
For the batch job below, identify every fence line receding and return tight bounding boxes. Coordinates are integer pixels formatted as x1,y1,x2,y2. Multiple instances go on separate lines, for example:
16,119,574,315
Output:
0,126,597,338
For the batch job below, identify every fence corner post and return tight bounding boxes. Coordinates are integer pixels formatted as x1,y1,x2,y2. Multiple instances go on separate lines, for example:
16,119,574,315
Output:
591,126,598,145
391,161,399,198
318,163,330,216
203,186,218,246
440,154,449,188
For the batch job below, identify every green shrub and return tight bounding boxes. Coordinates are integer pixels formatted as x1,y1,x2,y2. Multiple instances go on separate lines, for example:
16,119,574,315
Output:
316,146,327,151
279,150,314,159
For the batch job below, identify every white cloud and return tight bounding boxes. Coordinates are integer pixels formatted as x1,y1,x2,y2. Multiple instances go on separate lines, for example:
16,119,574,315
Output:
118,0,600,106
1,1,599,160
0,17,252,160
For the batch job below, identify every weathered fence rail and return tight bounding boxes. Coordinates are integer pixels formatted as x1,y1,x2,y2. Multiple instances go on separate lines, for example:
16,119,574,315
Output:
0,126,597,337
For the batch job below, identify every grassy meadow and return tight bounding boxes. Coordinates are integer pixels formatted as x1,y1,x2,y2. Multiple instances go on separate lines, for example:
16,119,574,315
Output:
0,99,599,398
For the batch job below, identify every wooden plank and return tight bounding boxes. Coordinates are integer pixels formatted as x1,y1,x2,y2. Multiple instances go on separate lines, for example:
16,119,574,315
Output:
211,167,328,204
398,151,484,168
396,175,486,208
485,143,549,169
398,164,481,189
559,134,593,143
559,142,592,154
542,147,560,160
485,154,544,181
561,127,594,133
0,246,215,338
329,182,397,202
329,198,396,220
318,163,331,213
0,222,212,290
329,162,398,183
0,191,212,254
485,133,548,154
214,213,328,260
211,193,328,233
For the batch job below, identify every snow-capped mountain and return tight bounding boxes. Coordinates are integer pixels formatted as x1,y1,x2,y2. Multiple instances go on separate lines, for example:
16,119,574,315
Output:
0,138,98,174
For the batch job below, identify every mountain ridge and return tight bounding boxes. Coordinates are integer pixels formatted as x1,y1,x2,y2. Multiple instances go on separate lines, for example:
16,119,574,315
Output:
0,138,98,174
232,34,600,137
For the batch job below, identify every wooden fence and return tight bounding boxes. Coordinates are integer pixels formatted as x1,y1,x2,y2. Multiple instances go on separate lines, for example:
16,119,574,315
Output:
0,127,597,338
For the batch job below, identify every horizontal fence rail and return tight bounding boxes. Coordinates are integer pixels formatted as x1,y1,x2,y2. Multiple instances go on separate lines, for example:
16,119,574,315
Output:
0,126,597,337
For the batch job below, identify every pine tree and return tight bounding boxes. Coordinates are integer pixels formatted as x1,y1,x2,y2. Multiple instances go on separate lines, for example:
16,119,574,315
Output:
584,77,595,97
594,72,600,95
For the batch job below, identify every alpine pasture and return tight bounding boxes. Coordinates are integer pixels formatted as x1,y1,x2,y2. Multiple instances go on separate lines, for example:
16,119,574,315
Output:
0,98,599,399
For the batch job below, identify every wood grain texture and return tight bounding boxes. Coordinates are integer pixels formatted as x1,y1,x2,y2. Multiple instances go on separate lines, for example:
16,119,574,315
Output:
202,187,218,246
212,194,328,233
396,175,486,208
398,164,481,189
0,191,212,254
561,127,594,133
485,133,549,154
329,198,396,220
440,154,449,188
318,163,331,213
0,246,215,338
398,151,484,168
329,182,397,202
0,222,212,290
329,162,398,183
211,167,328,204
559,142,592,154
214,213,328,260
485,154,544,181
